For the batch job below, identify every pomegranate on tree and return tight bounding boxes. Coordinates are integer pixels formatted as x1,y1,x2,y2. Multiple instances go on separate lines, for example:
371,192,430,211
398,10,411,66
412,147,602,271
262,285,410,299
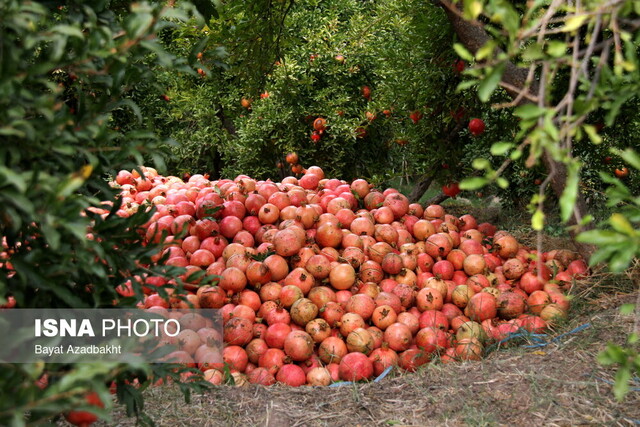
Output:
468,118,485,136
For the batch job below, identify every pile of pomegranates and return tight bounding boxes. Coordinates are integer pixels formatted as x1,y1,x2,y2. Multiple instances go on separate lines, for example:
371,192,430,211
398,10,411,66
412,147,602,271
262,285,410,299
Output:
107,164,587,387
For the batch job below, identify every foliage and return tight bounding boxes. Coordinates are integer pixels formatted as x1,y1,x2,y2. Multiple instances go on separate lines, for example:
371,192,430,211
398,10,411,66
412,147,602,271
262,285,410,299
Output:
597,302,640,402
144,0,524,193
452,0,640,226
578,149,640,271
0,1,211,424
578,150,640,401
447,0,640,401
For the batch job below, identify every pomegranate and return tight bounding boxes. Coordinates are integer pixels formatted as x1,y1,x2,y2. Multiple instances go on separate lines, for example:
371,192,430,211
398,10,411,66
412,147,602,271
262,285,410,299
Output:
494,234,519,259
425,233,453,259
468,118,485,136
384,322,413,352
398,348,430,372
339,352,374,381
418,310,449,330
65,392,104,427
415,327,448,354
305,318,332,343
465,292,497,322
247,367,276,386
539,303,567,325
503,258,526,280
223,317,253,346
223,345,249,372
416,287,444,312
290,298,319,326
283,330,314,362
339,312,366,336
345,294,376,321
276,364,306,387
346,328,375,355
496,292,526,319
306,367,333,386
455,338,484,360
318,336,348,364
259,348,287,375
330,263,356,290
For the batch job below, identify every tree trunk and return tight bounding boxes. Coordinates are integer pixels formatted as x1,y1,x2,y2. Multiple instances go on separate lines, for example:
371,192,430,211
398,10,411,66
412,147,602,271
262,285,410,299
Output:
435,0,594,258
216,104,237,136
426,193,450,206
408,107,466,204
408,175,435,203
540,152,595,257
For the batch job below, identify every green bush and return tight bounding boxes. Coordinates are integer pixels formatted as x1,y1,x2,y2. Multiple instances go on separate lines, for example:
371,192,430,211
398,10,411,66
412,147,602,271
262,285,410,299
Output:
146,0,525,194
0,1,210,424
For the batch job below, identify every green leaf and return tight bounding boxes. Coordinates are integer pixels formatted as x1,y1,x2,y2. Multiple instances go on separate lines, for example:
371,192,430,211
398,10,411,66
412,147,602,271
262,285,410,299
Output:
0,126,26,137
491,2,519,34
620,304,635,316
531,210,545,231
463,0,483,20
126,10,154,40
52,24,84,39
496,177,509,189
40,222,61,251
543,114,560,141
190,36,211,64
559,162,580,223
546,41,567,57
0,166,27,192
609,213,635,235
478,63,505,102
108,99,142,124
605,92,633,126
588,246,617,267
583,124,602,144
514,104,546,120
453,43,474,62
476,41,495,61
580,215,593,226
522,43,544,61
613,367,631,401
490,142,513,156
598,344,624,365
609,246,636,272
456,80,479,91
614,148,640,170
562,14,588,33
192,0,220,22
576,229,622,246
459,177,488,190
472,158,491,170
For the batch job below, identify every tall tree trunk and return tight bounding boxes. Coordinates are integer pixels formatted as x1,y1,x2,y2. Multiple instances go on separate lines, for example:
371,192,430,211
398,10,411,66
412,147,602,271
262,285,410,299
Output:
408,107,466,204
408,174,435,203
427,193,450,206
208,104,236,179
540,152,595,257
216,104,237,136
435,0,594,258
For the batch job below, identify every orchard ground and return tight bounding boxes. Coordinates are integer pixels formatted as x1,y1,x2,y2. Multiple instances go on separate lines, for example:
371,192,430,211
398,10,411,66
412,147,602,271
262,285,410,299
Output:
103,200,640,427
